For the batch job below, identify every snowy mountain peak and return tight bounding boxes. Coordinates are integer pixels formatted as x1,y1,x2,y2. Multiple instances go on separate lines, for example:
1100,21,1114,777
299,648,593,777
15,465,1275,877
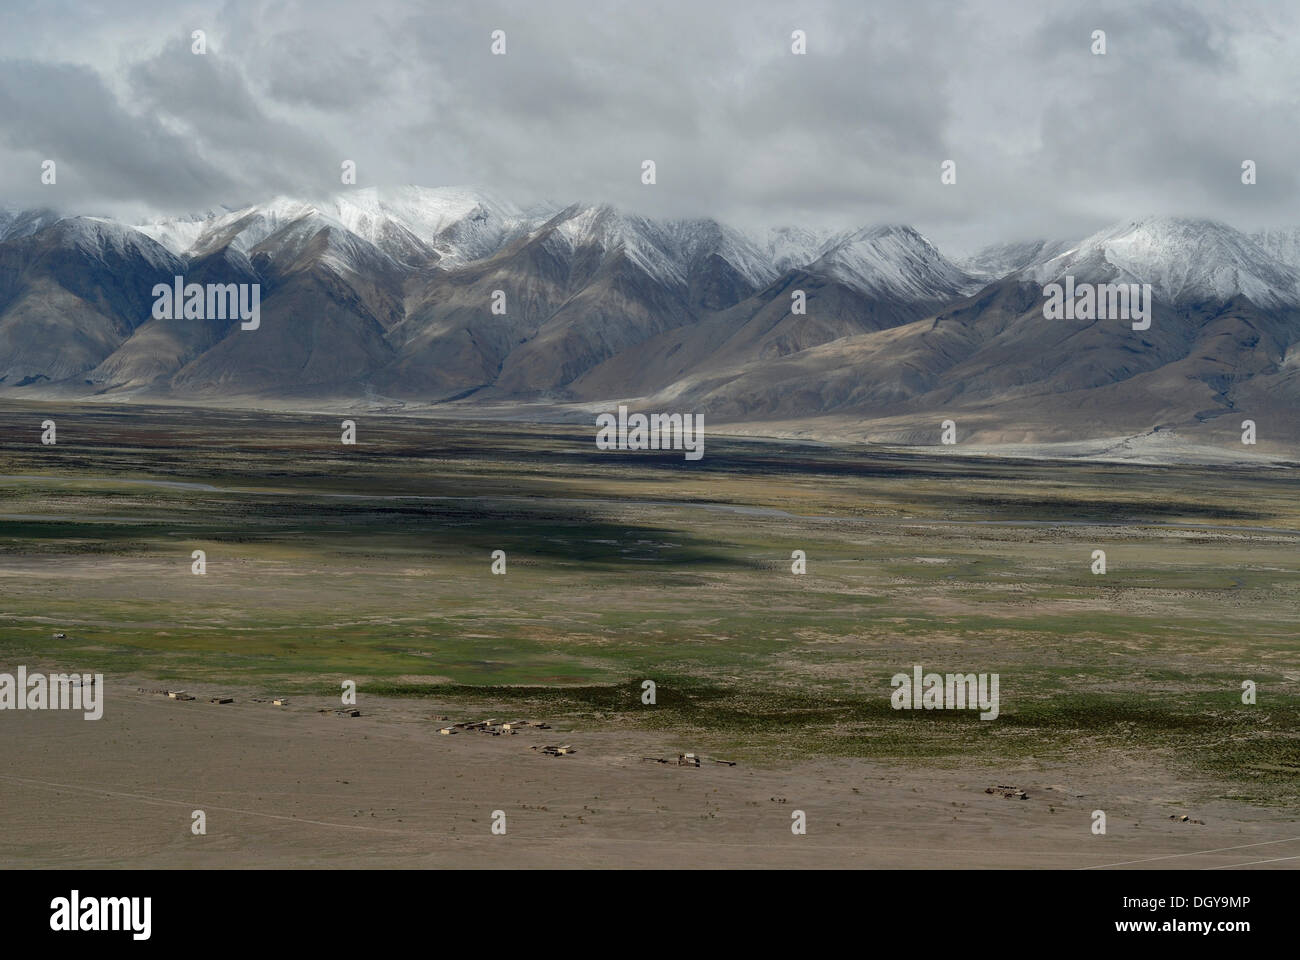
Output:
1023,215,1300,306
0,207,61,244
331,185,528,265
959,238,1077,282
1250,227,1300,273
809,223,979,302
665,217,780,290
544,204,688,287
764,225,841,273
48,216,180,272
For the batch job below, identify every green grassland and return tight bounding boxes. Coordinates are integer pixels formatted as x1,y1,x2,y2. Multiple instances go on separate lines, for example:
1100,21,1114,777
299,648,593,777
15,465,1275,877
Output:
1,400,1298,801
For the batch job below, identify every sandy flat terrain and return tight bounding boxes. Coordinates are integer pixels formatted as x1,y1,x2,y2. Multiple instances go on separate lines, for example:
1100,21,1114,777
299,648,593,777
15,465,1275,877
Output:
1,676,1295,870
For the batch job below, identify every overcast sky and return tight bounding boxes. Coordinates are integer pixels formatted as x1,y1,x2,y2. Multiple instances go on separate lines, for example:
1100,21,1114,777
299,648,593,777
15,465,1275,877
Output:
1,0,1298,253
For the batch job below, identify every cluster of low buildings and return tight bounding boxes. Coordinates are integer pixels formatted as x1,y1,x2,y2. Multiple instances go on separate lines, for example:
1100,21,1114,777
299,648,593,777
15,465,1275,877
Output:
437,717,549,736
434,717,577,756
140,688,294,707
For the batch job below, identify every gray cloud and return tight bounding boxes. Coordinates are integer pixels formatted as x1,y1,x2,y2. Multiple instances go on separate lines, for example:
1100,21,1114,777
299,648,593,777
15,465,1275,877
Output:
0,0,1298,251
0,58,235,211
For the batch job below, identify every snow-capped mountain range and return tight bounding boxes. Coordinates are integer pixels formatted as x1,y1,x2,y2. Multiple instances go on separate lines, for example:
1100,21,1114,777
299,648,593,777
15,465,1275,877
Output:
127,191,1300,306
3,190,1300,453
133,186,971,302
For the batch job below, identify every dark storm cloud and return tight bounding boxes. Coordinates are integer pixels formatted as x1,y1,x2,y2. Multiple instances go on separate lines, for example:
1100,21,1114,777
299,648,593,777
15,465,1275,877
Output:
0,0,1297,247
0,57,235,210
125,36,336,198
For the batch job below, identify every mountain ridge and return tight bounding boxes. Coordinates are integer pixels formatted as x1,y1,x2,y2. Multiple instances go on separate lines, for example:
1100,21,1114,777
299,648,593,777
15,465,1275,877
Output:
2,192,1298,455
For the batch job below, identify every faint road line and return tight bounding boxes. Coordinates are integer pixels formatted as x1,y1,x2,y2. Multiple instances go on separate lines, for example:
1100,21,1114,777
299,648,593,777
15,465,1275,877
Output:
1081,835,1300,869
